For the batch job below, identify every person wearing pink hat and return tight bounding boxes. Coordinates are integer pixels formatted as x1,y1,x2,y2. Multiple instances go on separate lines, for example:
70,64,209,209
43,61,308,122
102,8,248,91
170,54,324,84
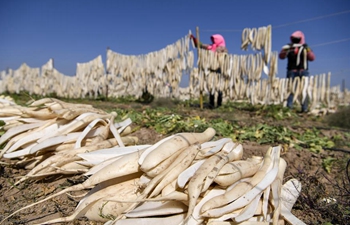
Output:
190,34,228,108
279,30,315,113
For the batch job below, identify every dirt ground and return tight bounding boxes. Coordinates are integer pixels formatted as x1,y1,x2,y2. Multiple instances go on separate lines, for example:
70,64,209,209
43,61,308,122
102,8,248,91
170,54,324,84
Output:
0,99,349,225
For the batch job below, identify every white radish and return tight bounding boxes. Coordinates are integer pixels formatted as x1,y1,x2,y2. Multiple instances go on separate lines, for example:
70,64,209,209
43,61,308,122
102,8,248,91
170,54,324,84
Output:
202,142,243,192
281,178,302,211
140,127,215,172
161,178,178,197
5,123,59,154
280,179,305,225
0,120,47,146
74,118,107,148
234,192,263,222
28,132,82,155
36,176,141,224
82,156,122,176
149,144,200,197
202,146,281,218
213,156,263,187
200,147,274,214
113,213,186,225
78,145,150,166
177,159,205,189
197,138,232,158
145,148,184,177
1,148,145,223
187,186,226,225
271,158,287,224
125,201,188,218
109,117,125,147
138,135,175,165
186,149,237,222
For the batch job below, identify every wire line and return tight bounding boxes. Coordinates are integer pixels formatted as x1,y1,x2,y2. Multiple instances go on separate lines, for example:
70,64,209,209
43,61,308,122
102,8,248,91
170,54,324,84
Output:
201,9,350,32
273,9,350,29
311,38,350,48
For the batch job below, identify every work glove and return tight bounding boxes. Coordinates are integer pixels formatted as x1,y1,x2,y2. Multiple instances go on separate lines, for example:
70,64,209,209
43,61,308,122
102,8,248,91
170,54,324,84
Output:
303,44,311,52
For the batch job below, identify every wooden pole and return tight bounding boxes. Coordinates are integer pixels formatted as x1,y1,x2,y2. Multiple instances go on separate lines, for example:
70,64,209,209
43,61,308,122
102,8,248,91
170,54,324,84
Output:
196,26,203,109
106,47,110,100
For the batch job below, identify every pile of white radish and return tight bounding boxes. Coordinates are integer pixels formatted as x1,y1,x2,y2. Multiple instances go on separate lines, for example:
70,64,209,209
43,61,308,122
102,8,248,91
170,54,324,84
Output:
0,97,138,185
1,118,306,224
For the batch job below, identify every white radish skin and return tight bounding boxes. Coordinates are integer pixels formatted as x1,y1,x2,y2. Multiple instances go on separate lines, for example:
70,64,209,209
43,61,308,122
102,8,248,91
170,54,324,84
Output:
28,132,82,155
83,156,122,176
202,146,280,218
280,179,305,225
46,113,111,140
109,116,125,147
186,150,233,222
119,144,202,219
1,120,24,131
281,179,302,212
262,183,270,221
140,144,199,198
28,97,56,106
119,136,139,145
202,143,243,192
0,107,23,117
160,191,189,202
36,176,141,224
138,135,175,165
271,158,287,224
23,107,59,119
216,197,273,222
0,120,47,146
3,143,36,159
0,130,29,156
206,219,285,225
74,118,107,149
1,148,144,222
77,148,145,187
234,192,263,222
214,156,263,187
0,116,21,123
140,127,215,172
86,121,113,147
177,159,205,189
200,147,274,213
18,153,53,170
78,145,150,166
187,186,226,225
120,125,132,136
145,148,184,177
150,145,200,197
281,206,306,225
161,178,178,197
54,107,107,121
5,123,59,153
83,182,139,222
14,138,120,185
116,190,189,204
1,119,59,156
197,138,232,158
125,201,188,218
49,161,89,174
113,213,186,225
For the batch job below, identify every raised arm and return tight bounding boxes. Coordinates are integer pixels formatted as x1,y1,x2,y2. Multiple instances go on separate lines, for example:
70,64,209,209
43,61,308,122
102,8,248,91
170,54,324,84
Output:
279,44,290,59
190,35,209,50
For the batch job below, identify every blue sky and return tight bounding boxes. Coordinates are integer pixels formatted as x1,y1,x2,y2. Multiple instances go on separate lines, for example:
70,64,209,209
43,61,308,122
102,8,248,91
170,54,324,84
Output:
1,0,350,89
